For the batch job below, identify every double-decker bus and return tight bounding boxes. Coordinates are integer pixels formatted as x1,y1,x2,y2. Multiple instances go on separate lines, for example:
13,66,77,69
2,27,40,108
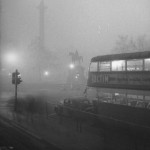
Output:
87,51,150,129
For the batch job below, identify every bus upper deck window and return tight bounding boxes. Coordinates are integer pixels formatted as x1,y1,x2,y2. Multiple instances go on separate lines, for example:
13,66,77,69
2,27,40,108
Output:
112,60,125,71
99,61,111,71
90,62,98,72
144,58,150,71
127,59,143,71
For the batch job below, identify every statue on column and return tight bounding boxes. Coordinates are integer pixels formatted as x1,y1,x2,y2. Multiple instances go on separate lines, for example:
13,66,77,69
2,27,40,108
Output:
69,50,83,64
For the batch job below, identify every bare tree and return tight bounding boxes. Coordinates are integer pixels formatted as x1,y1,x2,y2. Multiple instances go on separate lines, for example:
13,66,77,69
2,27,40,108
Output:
128,37,137,52
113,35,150,53
136,35,147,51
114,35,129,53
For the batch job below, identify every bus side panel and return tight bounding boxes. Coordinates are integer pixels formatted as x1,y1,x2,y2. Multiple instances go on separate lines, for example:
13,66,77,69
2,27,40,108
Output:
87,71,150,90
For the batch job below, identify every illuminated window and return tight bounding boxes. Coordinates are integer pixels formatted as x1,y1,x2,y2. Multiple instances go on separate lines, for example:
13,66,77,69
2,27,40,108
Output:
144,58,150,71
112,60,125,71
90,62,98,72
137,95,144,100
127,59,143,71
99,61,111,71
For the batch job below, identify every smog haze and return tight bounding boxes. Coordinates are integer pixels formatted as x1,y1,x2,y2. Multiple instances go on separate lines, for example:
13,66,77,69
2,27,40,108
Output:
1,0,150,83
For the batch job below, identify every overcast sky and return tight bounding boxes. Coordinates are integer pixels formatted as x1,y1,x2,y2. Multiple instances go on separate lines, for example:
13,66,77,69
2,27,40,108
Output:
1,0,150,67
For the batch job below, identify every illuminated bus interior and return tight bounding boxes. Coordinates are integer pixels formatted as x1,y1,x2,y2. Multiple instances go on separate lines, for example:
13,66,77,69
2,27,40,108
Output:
90,58,150,72
112,60,125,71
99,61,111,71
87,88,150,109
145,58,150,70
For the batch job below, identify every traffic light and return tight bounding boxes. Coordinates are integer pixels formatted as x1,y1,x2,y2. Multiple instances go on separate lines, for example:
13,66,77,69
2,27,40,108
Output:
16,73,22,84
12,72,16,84
12,70,22,85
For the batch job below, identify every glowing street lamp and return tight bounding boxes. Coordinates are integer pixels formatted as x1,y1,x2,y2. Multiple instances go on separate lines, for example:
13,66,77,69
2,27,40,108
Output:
68,63,75,89
69,63,75,69
2,52,19,73
44,71,49,76
5,52,18,64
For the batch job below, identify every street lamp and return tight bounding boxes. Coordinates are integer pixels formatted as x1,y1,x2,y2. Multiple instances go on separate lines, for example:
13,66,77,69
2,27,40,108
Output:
69,63,75,89
1,52,19,75
69,63,75,69
43,71,49,76
5,52,18,64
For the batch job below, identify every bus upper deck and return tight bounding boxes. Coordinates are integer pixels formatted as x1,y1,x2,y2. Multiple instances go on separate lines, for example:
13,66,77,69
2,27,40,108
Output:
87,51,150,90
90,51,150,72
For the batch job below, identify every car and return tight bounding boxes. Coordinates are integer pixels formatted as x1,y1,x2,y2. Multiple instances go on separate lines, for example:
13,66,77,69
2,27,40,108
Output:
62,97,92,110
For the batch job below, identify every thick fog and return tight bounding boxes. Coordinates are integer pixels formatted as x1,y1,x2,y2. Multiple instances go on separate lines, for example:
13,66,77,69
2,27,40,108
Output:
1,0,150,84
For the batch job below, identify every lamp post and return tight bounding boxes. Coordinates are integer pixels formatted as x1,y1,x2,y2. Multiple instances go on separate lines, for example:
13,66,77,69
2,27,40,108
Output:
3,52,20,107
69,63,75,89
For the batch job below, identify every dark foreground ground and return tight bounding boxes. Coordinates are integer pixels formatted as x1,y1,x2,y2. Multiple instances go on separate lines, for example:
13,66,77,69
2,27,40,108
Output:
0,115,62,150
0,88,150,150
1,112,150,150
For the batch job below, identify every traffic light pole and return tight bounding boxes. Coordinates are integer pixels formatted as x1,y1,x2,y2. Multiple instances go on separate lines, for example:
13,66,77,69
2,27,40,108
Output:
15,69,18,111
12,69,22,111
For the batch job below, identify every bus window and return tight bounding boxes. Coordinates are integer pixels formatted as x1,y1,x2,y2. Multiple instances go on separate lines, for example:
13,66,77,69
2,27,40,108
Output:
127,95,137,107
137,95,143,100
99,61,111,71
127,59,143,71
145,96,150,101
90,62,98,72
144,58,150,71
112,60,125,71
113,93,127,105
